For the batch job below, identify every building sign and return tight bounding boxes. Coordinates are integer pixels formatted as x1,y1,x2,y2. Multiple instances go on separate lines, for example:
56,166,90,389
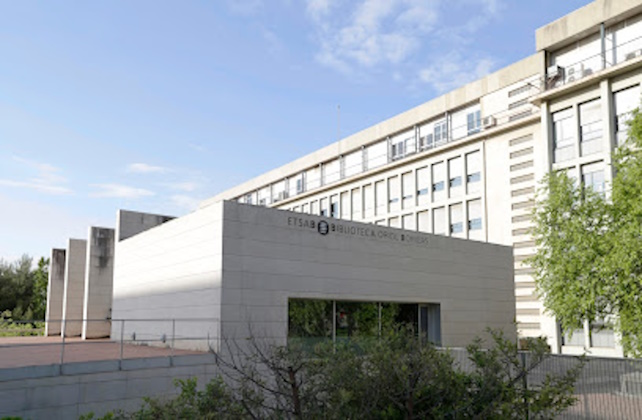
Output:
286,216,433,246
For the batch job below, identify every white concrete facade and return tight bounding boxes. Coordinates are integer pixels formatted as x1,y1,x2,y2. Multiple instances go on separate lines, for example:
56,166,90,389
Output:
44,248,66,336
203,1,642,356
62,239,87,337
111,201,516,351
82,227,116,339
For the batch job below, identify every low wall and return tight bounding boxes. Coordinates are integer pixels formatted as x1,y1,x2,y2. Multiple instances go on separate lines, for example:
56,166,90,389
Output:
0,354,218,419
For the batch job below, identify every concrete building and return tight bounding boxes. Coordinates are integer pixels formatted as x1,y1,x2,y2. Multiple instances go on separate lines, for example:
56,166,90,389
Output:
110,201,515,351
202,0,642,357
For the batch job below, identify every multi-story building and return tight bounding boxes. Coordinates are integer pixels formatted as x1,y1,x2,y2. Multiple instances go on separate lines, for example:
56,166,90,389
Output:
201,0,642,357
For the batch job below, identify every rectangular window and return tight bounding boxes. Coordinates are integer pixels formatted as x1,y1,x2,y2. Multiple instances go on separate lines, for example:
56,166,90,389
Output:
433,207,446,235
388,176,400,212
402,172,414,209
344,150,363,178
416,167,429,206
432,162,445,202
258,186,271,206
614,85,641,146
311,200,319,215
302,203,309,214
340,192,350,219
391,140,405,160
417,211,430,233
402,214,415,231
579,99,602,157
467,199,482,240
553,108,576,163
581,162,605,195
388,216,400,228
450,203,463,236
330,195,339,218
306,167,321,191
434,120,448,145
466,151,481,194
375,181,386,216
366,141,388,170
245,193,253,205
352,188,362,220
467,110,481,135
364,184,374,218
324,159,340,185
448,157,463,198
320,198,328,216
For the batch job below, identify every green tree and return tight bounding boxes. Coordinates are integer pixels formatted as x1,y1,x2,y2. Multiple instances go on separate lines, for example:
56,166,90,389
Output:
0,255,49,321
530,106,642,356
31,257,50,320
93,329,583,419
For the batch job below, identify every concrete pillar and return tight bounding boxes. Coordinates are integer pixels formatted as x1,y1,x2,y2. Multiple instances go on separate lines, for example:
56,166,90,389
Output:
61,239,87,337
82,227,115,339
116,209,175,241
44,249,66,336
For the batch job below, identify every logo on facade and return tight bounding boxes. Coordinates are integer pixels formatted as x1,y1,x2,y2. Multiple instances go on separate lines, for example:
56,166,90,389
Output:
318,221,330,235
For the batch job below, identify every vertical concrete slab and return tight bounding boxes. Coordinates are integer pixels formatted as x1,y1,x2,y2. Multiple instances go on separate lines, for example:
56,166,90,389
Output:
82,227,115,339
116,210,175,241
45,249,66,336
62,239,87,337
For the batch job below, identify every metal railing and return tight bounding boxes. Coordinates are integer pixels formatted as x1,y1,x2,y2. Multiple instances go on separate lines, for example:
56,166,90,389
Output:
0,318,219,371
447,347,642,419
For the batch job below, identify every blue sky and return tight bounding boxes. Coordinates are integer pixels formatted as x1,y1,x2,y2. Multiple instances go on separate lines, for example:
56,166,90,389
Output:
0,0,590,261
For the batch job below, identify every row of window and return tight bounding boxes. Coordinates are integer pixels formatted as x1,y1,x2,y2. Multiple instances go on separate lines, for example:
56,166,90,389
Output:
552,84,641,163
285,152,482,219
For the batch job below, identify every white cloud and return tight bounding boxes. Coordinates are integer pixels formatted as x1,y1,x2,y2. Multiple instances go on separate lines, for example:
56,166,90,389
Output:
0,156,72,195
127,163,168,174
418,54,496,93
170,194,201,211
90,184,155,199
307,0,439,73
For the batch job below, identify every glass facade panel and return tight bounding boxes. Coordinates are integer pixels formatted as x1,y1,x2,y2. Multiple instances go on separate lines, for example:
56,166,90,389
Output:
375,181,386,216
449,157,463,198
352,188,362,220
417,211,430,233
402,214,415,231
433,207,446,235
581,162,605,195
288,299,333,348
553,108,576,163
579,99,602,156
416,167,429,206
614,85,641,146
402,172,414,209
364,184,374,218
388,176,400,212
466,151,481,194
467,199,483,241
450,203,463,237
432,162,446,202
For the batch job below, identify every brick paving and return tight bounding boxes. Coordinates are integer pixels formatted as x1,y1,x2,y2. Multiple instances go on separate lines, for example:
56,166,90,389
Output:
0,336,204,369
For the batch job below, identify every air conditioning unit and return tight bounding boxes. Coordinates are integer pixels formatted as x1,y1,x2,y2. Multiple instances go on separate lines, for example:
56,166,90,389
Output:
482,116,496,129
547,65,565,80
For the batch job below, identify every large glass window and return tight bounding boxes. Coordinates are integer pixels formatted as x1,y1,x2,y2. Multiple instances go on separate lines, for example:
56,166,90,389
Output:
288,299,441,347
614,85,641,146
581,162,605,195
466,151,481,194
467,110,481,135
388,176,400,212
467,199,483,241
402,214,415,231
579,99,602,156
448,157,463,198
320,198,328,216
375,181,386,216
416,167,429,206
450,203,464,237
432,162,445,202
434,120,448,145
417,211,430,233
352,188,362,220
330,195,339,218
553,108,576,162
433,207,446,235
340,192,350,219
364,184,374,218
402,172,414,209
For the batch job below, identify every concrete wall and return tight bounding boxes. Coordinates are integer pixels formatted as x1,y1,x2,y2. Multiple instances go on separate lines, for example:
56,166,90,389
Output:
62,239,87,337
219,201,516,349
83,227,115,339
116,209,175,241
112,205,223,351
0,355,218,420
45,249,66,336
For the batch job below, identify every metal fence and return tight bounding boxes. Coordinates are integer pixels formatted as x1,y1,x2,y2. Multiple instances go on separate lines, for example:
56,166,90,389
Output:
447,347,642,419
0,318,218,370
